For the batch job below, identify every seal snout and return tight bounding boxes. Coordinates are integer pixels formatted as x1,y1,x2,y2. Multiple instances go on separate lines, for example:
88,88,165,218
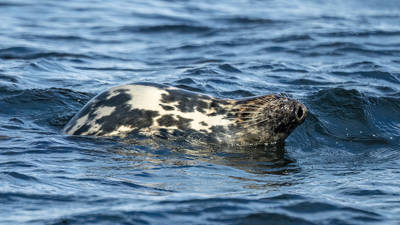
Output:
295,103,307,122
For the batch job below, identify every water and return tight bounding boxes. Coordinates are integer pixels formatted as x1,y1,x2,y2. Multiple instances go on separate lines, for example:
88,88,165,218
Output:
1,0,400,224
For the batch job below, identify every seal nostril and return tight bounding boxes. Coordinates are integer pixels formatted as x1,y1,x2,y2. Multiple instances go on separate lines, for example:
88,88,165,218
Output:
297,106,303,120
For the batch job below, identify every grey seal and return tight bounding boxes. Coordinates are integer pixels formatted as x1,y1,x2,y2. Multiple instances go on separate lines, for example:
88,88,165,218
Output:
64,83,307,146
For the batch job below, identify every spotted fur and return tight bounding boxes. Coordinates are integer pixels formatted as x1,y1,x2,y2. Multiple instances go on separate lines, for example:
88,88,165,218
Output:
64,83,307,146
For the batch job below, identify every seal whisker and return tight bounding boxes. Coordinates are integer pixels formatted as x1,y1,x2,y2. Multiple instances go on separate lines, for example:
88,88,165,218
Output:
236,109,260,112
241,120,269,128
235,118,264,124
236,116,263,119
230,111,259,114
240,116,271,125
226,115,261,120
226,113,260,117
238,106,261,109
227,112,259,116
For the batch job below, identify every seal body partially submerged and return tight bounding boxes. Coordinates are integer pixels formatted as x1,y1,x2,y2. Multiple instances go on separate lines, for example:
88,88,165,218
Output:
64,83,307,146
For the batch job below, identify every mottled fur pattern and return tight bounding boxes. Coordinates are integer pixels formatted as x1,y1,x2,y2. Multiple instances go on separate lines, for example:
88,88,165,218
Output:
64,83,307,146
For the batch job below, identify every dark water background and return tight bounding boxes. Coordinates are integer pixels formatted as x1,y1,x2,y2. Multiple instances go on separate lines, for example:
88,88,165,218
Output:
1,0,400,224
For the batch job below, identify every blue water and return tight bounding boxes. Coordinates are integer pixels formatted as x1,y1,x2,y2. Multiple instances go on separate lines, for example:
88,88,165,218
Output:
1,0,400,224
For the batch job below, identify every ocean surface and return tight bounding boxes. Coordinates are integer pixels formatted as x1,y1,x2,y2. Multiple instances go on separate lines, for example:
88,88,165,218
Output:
1,0,400,224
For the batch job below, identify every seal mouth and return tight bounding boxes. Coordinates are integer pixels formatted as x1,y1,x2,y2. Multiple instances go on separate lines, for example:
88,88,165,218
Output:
295,103,307,122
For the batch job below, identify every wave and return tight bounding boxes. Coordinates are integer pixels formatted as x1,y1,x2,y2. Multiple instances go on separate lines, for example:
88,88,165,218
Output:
317,30,400,38
0,47,90,60
0,88,92,129
215,16,288,27
23,194,382,225
116,24,213,34
289,88,400,150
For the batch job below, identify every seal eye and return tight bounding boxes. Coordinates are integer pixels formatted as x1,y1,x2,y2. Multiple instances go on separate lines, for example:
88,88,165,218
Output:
297,106,303,119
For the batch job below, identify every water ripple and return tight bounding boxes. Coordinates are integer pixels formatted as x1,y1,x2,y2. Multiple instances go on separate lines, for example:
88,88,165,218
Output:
1,0,400,224
0,47,90,60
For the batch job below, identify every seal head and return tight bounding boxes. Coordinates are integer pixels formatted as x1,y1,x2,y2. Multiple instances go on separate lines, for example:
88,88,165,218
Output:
64,83,307,146
230,95,307,145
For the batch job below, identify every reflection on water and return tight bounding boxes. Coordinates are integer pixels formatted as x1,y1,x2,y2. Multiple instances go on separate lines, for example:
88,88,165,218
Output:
110,138,297,176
